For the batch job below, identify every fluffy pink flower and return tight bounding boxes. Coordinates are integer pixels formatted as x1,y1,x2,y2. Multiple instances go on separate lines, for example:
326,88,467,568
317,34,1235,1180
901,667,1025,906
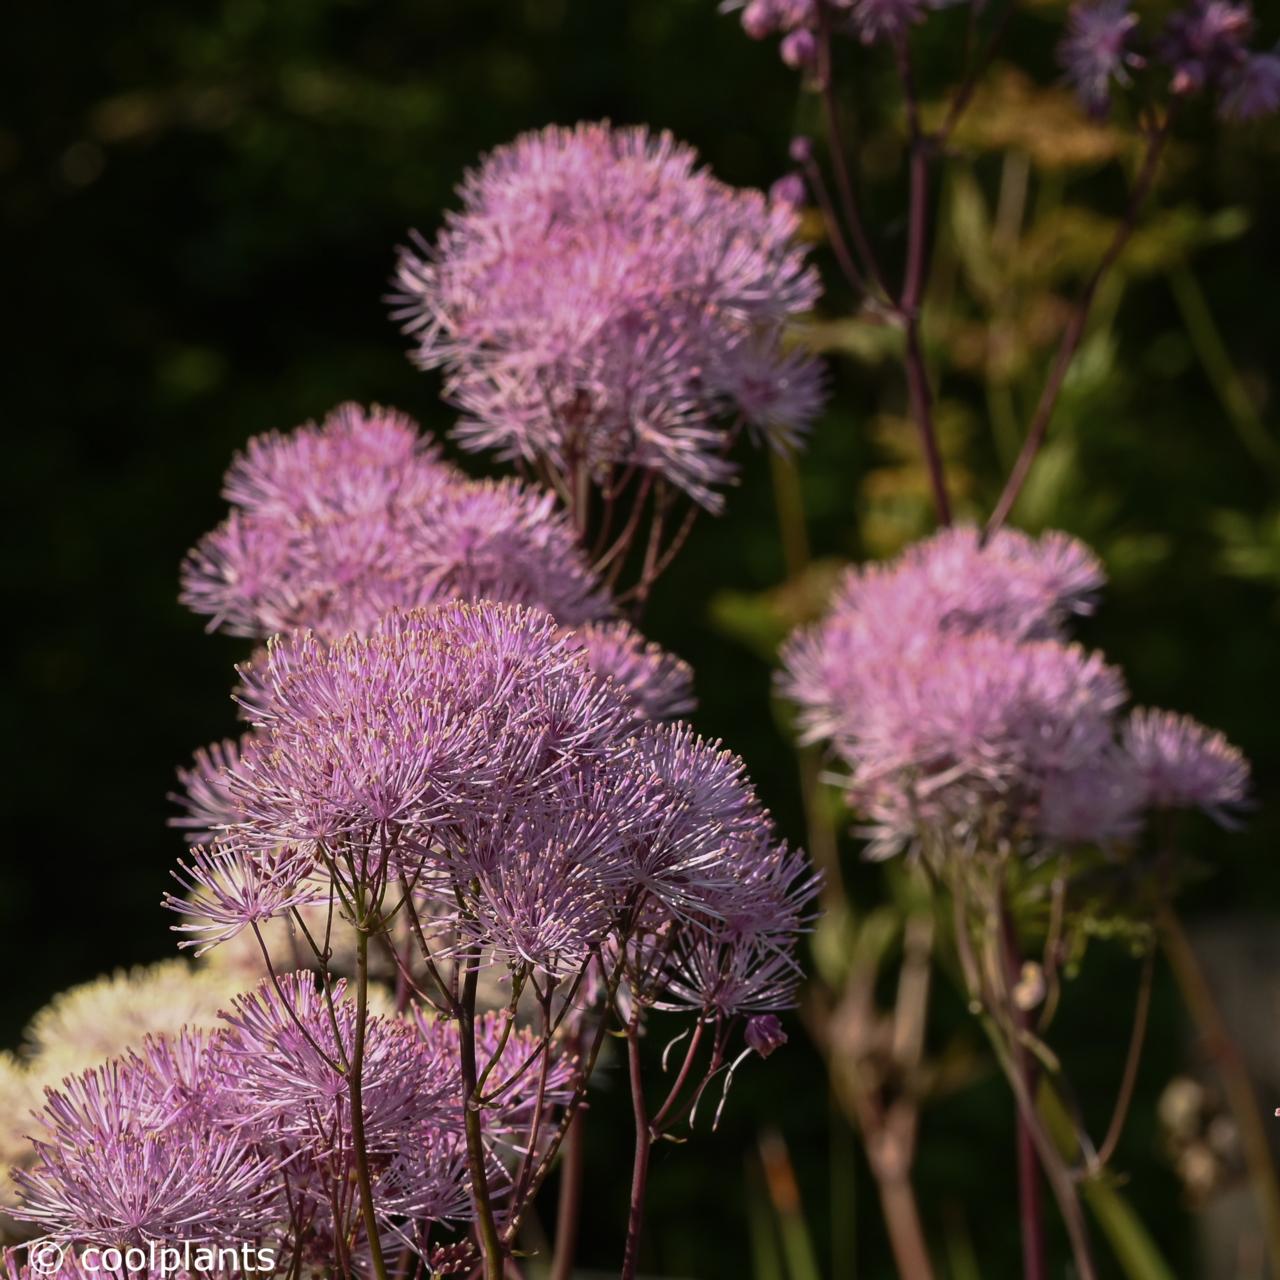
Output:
218,604,635,865
1123,709,1250,823
218,974,455,1153
565,620,695,721
780,527,1249,855
392,122,824,510
170,737,252,843
1059,0,1145,116
13,1036,278,1248
780,525,1105,746
182,405,611,641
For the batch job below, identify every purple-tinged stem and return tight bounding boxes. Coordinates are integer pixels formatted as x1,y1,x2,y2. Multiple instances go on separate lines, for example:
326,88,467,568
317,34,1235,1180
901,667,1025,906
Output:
621,1020,652,1280
799,149,871,299
956,878,1096,1280
903,317,952,527
629,486,670,611
1000,906,1047,1280
550,1112,586,1280
252,921,346,1074
501,955,625,1249
351,924,392,1280
897,40,952,526
650,1019,706,1134
1091,948,1155,1171
458,956,505,1280
940,0,1015,141
816,12,893,302
986,119,1172,537
509,983,554,1214
1015,1116,1045,1280
634,503,699,602
595,473,653,581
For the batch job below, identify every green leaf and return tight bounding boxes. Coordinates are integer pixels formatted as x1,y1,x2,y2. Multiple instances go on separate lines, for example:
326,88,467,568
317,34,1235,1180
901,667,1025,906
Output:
1040,1086,1178,1280
1081,1177,1178,1280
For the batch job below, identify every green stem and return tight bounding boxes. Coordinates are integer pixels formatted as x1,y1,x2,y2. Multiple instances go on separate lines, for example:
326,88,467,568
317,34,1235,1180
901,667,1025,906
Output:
1168,265,1280,473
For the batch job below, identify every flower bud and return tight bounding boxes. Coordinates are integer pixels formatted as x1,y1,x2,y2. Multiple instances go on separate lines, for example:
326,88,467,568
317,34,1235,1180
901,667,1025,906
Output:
780,27,819,69
741,0,779,39
745,1014,788,1058
769,172,807,208
789,135,815,165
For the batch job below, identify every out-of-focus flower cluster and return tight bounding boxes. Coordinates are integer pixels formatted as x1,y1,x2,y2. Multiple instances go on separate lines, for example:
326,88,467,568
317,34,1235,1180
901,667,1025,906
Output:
181,402,606,640
780,526,1249,858
1060,0,1280,120
720,0,1279,125
722,0,945,61
391,122,825,511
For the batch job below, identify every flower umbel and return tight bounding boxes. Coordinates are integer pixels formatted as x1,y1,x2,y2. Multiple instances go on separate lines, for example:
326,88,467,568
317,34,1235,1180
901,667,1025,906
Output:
780,526,1250,856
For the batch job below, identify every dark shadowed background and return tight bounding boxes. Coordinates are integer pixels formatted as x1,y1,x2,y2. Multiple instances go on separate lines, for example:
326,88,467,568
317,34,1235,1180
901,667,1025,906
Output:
3,1,1278,1275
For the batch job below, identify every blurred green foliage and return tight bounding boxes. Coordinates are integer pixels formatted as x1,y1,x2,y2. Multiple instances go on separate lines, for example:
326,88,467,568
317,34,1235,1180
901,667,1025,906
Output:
3,1,1278,1275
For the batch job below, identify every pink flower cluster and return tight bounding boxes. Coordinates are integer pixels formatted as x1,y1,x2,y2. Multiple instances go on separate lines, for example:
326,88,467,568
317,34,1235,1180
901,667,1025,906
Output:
181,402,604,639
391,122,825,511
725,0,952,65
14,331,819,1269
1059,0,1280,120
173,602,814,1012
780,526,1249,857
12,979,558,1270
180,403,694,722
722,0,1280,123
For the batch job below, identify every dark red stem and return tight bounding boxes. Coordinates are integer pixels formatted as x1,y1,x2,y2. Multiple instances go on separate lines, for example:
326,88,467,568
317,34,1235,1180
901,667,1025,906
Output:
549,1112,586,1280
816,11,893,301
620,1023,651,1280
458,959,505,1280
898,40,952,526
1001,906,1047,1280
986,120,1171,536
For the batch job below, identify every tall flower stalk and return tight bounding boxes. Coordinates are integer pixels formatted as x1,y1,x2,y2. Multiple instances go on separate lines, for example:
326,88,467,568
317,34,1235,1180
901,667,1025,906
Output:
727,0,1275,1272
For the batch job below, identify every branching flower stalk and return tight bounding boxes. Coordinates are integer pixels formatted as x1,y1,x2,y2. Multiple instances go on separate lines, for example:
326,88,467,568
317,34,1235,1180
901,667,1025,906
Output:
6,383,819,1278
621,1015,651,1280
779,516,1254,1272
815,913,937,1280
742,0,1274,1271
944,861,1098,1280
985,110,1175,536
769,453,938,1278
747,0,1275,538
